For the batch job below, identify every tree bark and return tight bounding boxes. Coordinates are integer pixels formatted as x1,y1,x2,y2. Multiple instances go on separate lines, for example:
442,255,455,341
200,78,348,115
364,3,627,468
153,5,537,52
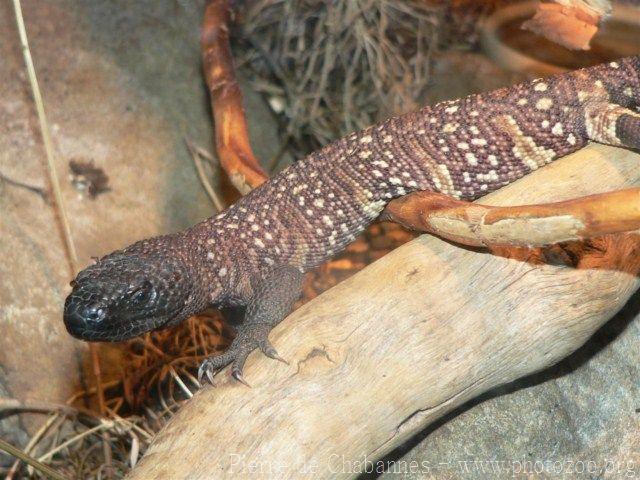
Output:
127,143,640,479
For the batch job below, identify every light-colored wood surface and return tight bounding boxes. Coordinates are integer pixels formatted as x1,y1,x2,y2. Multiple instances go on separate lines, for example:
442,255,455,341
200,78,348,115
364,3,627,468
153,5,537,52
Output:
383,187,640,248
128,143,640,479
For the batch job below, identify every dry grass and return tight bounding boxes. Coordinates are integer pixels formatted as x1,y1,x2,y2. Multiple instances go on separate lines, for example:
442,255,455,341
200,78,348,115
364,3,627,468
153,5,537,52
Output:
1,313,231,479
238,0,444,153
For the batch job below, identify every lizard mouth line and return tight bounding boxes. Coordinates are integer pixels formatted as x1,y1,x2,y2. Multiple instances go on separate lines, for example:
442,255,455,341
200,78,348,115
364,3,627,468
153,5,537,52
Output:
63,304,165,342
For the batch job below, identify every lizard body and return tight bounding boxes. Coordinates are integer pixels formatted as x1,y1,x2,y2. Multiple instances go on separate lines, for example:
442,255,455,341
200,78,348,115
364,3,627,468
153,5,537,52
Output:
64,56,640,383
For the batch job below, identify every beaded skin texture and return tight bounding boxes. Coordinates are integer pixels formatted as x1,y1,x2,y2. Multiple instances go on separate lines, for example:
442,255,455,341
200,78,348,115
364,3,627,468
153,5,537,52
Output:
64,56,640,382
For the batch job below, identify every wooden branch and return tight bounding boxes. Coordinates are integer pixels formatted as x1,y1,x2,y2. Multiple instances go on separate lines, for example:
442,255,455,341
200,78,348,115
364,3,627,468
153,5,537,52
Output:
201,0,268,194
128,144,640,479
382,187,640,248
521,1,611,50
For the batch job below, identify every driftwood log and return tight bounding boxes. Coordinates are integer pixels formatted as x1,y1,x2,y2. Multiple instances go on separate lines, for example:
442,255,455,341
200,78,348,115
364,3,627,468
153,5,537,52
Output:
127,143,640,479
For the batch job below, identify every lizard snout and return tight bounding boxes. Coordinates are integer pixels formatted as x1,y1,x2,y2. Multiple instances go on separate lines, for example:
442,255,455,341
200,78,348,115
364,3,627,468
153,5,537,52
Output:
64,298,107,338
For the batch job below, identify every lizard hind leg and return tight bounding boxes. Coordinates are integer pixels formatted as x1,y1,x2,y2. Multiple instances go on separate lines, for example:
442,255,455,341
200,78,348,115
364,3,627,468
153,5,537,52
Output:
583,101,640,150
198,265,304,386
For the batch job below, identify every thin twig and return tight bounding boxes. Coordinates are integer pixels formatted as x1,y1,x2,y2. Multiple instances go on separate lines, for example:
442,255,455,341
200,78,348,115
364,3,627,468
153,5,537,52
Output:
185,138,225,211
37,424,107,463
0,399,92,418
5,412,60,480
0,437,69,480
168,366,194,399
11,0,78,267
0,172,49,202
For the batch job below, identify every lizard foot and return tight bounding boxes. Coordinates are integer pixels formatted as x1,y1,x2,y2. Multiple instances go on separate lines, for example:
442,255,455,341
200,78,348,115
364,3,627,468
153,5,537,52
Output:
197,324,286,387
198,265,302,386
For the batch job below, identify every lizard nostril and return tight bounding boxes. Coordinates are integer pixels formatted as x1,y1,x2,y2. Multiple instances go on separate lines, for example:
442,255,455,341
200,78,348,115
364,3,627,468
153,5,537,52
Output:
64,299,108,338
83,306,106,323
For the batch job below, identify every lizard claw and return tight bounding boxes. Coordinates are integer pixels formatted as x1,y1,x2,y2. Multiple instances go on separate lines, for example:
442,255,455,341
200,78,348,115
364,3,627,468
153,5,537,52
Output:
260,340,288,365
197,357,221,386
231,369,252,388
196,341,254,387
205,365,216,385
197,350,235,386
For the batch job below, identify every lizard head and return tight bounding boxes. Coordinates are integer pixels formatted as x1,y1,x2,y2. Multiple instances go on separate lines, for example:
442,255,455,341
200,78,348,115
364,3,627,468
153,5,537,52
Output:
63,240,208,342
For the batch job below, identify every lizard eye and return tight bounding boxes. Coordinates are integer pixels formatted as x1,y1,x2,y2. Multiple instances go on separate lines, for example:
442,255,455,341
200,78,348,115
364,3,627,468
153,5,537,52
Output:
130,281,153,305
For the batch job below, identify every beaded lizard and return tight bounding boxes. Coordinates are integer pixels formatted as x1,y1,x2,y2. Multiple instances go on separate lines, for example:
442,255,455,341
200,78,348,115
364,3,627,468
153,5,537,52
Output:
64,56,640,385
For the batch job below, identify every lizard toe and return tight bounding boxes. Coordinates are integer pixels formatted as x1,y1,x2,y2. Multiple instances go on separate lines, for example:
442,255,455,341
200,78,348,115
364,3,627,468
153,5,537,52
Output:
197,351,235,385
231,368,252,388
260,340,288,365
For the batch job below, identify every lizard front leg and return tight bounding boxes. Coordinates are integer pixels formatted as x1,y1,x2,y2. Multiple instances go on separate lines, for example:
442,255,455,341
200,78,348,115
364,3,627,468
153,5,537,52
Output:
198,265,304,386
